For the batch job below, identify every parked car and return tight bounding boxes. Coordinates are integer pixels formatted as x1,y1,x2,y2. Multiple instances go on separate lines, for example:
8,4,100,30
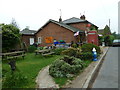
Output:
112,39,120,47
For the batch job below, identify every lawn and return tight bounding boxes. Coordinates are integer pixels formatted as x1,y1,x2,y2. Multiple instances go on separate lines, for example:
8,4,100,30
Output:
2,53,61,88
2,53,93,88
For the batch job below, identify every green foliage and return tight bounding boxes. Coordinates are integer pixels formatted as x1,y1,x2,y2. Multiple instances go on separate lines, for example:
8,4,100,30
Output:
61,48,78,57
28,45,37,53
98,36,104,46
49,56,84,78
53,77,68,87
112,32,120,39
104,25,111,35
71,44,78,48
2,53,61,88
53,48,66,55
81,43,101,54
104,35,115,46
2,71,28,88
37,47,43,50
80,52,93,60
1,24,21,52
90,26,97,30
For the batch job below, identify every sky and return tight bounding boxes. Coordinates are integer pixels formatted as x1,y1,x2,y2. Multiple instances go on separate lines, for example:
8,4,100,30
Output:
0,0,119,33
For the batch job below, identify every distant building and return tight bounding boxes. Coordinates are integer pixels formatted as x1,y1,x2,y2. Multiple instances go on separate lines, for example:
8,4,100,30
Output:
20,28,37,47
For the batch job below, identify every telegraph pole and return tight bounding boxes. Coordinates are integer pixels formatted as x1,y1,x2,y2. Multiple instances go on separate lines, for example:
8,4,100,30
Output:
109,19,110,30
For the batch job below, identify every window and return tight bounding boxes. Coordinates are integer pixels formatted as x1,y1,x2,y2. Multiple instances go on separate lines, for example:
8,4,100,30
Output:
38,37,42,44
30,38,34,45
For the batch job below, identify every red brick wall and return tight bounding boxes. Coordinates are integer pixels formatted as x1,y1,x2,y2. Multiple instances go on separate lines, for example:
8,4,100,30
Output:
35,22,77,46
69,23,88,31
21,35,35,47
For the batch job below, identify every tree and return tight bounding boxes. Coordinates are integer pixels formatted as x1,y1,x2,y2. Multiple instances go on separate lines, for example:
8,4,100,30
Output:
104,35,114,46
112,32,120,39
104,25,111,35
2,24,21,52
11,18,20,29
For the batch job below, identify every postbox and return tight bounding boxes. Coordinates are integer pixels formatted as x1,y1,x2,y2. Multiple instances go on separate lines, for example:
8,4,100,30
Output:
87,31,99,46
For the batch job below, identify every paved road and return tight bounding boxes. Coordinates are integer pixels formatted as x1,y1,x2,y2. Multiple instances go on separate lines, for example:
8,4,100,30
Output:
92,47,119,88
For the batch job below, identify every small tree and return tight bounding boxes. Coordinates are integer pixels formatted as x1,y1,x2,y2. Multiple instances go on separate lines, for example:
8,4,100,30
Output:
2,24,21,52
104,35,114,46
11,18,20,29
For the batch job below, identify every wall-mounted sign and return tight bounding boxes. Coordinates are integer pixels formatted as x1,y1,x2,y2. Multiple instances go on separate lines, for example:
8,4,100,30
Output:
45,37,53,43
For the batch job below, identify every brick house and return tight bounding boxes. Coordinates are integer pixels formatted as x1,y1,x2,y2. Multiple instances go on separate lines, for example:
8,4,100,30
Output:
21,15,98,47
35,15,98,46
20,28,37,47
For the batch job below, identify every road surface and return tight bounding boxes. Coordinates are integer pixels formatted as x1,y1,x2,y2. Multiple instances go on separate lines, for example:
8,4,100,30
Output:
92,47,119,88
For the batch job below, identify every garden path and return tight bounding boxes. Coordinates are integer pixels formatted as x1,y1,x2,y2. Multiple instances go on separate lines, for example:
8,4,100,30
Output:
36,66,59,88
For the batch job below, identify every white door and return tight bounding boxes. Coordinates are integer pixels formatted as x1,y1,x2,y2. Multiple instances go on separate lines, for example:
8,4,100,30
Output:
30,38,34,45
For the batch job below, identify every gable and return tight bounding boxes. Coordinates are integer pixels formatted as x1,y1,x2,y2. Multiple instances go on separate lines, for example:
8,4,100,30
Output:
36,22,74,35
35,19,84,35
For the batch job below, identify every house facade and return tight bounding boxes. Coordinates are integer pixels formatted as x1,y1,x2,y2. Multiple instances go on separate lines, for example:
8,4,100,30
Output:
21,15,99,47
20,28,37,47
35,19,84,46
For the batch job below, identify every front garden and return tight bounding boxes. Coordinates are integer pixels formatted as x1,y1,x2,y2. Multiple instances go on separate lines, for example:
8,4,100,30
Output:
2,43,101,88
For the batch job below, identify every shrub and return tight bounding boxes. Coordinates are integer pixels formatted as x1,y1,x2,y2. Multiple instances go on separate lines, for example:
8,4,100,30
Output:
72,44,78,48
37,47,43,50
2,71,28,88
28,45,37,53
49,56,84,78
104,35,115,46
80,52,93,60
81,43,101,54
61,48,78,57
98,36,104,46
53,48,66,55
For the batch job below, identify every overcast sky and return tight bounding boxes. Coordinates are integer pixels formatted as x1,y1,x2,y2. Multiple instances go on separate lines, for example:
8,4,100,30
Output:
0,0,119,33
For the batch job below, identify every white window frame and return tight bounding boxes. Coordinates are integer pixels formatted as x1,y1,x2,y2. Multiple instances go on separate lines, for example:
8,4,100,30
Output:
30,38,34,45
38,37,42,44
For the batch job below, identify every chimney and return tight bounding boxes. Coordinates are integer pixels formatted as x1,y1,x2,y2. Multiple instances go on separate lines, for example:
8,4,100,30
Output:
80,15,86,20
59,16,62,22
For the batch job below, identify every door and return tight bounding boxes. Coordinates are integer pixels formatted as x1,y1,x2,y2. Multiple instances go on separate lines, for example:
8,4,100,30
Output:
30,38,34,45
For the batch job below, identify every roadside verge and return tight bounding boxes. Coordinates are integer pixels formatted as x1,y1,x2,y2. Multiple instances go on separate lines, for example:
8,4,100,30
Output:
63,47,109,88
82,47,109,88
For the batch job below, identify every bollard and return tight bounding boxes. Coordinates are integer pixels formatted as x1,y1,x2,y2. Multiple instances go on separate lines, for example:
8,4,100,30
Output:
92,48,97,61
8,60,16,71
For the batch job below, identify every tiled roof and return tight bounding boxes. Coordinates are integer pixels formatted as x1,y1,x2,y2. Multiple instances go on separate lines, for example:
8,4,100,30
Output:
62,17,98,28
36,19,84,34
62,17,86,24
98,29,104,34
20,29,37,35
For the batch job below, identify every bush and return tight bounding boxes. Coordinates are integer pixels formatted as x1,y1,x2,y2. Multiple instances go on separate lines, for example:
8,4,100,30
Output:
81,43,101,54
61,48,78,57
104,35,115,46
28,45,37,53
53,48,66,55
37,47,43,50
98,36,104,46
49,56,84,78
2,71,28,88
80,52,93,60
